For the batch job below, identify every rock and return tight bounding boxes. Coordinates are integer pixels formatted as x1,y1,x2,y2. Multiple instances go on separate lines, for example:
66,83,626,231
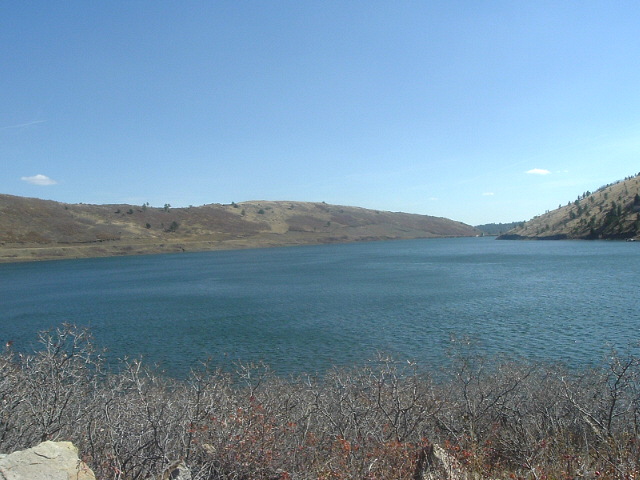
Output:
415,443,463,480
159,460,192,480
0,441,95,480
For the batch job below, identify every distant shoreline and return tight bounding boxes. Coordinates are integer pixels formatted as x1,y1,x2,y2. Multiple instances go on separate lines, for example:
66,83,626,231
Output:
0,234,477,264
0,196,481,264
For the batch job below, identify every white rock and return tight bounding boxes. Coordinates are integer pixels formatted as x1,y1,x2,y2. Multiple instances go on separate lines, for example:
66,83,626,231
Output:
0,441,95,480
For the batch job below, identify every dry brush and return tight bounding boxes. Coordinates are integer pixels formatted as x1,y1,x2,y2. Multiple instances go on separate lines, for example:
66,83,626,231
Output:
1,325,640,479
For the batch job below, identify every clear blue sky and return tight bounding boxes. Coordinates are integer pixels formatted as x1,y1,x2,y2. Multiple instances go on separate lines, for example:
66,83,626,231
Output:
2,2,640,225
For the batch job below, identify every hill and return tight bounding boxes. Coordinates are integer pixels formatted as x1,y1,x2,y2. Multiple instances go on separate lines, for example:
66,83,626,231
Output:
475,221,525,236
0,195,480,262
498,172,640,240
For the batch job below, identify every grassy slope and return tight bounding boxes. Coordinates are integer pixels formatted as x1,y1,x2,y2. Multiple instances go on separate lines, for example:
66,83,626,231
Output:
0,195,480,262
499,172,640,240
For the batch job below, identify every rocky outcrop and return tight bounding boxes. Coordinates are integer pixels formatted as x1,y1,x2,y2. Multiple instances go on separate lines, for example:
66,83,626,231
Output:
159,460,192,480
0,441,95,480
415,443,464,480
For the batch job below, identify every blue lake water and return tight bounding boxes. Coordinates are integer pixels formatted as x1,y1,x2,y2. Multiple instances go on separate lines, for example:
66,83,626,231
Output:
1,237,639,376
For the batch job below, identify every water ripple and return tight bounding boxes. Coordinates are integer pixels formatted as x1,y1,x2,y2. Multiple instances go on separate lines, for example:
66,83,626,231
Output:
2,238,640,375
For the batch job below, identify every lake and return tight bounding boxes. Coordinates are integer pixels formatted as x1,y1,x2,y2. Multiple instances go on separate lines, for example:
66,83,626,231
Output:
1,237,639,376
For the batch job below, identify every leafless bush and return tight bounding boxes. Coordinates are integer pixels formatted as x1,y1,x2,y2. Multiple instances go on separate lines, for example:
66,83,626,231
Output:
3,326,640,479
0,324,101,450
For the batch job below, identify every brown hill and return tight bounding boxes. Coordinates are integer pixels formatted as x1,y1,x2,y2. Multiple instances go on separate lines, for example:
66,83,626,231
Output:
498,172,640,240
0,195,480,262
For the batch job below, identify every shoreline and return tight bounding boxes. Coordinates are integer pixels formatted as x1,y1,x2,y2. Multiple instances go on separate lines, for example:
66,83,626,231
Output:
0,233,463,264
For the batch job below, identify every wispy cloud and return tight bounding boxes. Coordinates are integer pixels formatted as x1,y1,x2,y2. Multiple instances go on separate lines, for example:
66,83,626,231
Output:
1,120,45,130
482,192,495,196
21,174,57,186
525,168,551,175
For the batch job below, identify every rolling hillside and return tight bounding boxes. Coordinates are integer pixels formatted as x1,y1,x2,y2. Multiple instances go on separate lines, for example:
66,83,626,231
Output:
498,172,640,240
0,195,480,262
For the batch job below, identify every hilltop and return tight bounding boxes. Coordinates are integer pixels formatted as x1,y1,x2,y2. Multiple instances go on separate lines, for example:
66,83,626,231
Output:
0,195,480,262
498,172,640,240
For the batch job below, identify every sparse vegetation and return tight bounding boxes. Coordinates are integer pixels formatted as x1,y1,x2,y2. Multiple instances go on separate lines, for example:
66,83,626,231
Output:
500,172,640,240
3,325,640,479
0,196,479,263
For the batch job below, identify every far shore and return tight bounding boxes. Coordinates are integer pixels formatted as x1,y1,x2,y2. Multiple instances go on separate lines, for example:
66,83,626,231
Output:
0,237,320,263
0,233,468,264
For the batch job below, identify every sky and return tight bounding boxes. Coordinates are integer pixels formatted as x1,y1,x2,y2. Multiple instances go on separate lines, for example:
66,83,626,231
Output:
2,2,640,225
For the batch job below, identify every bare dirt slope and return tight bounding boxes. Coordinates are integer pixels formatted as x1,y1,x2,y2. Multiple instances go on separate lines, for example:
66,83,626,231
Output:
498,172,640,240
0,195,480,262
